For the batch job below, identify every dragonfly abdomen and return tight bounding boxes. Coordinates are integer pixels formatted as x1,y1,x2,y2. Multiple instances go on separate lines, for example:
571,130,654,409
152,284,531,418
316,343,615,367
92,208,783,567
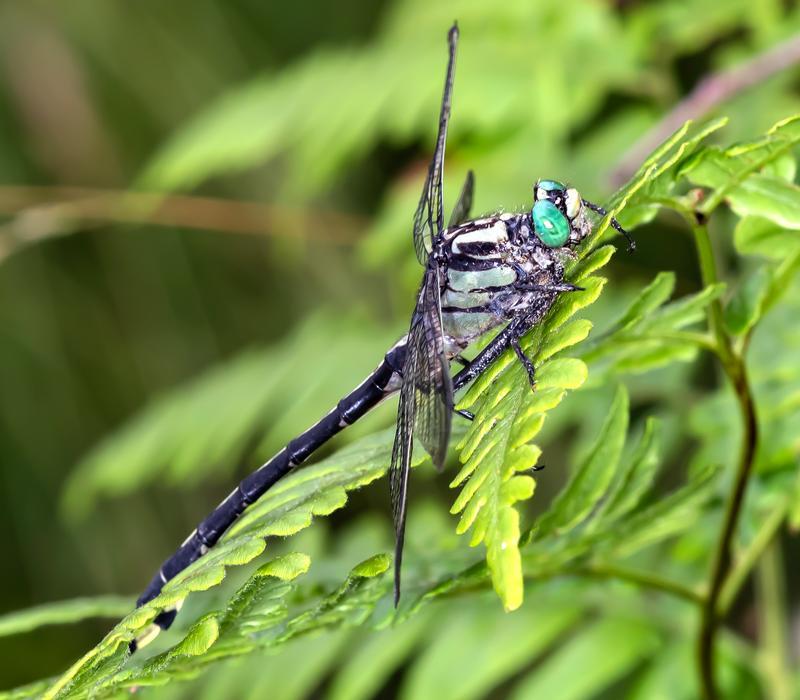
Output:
131,338,407,650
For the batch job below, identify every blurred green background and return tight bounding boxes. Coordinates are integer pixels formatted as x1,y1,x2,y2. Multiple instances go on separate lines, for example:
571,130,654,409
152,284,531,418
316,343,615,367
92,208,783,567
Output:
1,0,800,695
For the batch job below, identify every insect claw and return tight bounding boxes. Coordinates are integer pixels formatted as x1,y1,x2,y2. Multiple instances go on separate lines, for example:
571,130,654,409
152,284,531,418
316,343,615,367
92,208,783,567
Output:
515,282,582,294
511,339,536,389
453,354,471,368
522,463,545,476
582,198,636,252
455,408,475,421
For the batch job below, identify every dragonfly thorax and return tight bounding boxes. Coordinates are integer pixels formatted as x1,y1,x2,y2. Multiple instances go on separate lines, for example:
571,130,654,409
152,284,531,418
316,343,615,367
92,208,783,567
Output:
439,212,577,352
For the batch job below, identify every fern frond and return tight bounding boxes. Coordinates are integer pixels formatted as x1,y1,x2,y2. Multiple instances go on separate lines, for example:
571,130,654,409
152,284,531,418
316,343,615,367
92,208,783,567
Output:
449,248,610,610
412,384,719,613
141,3,636,195
63,315,398,517
41,430,411,698
36,119,738,697
580,273,726,380
0,597,132,639
445,119,727,610
68,554,388,698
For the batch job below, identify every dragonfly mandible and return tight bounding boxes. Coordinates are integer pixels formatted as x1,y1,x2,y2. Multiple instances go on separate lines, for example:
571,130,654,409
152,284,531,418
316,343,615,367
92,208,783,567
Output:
130,22,633,652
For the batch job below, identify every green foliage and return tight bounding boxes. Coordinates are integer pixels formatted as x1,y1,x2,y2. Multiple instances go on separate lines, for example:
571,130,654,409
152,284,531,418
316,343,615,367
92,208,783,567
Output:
5,1,800,698
0,597,132,639
63,315,400,516
448,247,607,610
139,1,640,195
7,110,800,699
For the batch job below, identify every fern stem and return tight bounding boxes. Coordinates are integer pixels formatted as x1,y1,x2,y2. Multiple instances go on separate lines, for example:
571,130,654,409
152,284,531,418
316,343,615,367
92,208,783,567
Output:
578,562,704,605
645,330,717,353
718,498,788,614
697,367,757,700
755,540,792,700
690,220,735,369
688,218,760,700
459,562,707,606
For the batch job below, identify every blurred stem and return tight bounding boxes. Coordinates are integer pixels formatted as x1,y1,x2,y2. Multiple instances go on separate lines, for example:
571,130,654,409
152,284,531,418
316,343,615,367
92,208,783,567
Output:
441,562,704,606
579,562,704,605
686,217,760,700
0,185,362,264
612,33,800,185
691,219,735,370
719,498,788,614
645,330,717,353
755,540,792,700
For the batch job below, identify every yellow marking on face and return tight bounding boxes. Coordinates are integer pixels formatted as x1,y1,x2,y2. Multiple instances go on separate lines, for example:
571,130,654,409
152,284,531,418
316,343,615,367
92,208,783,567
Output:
565,188,581,219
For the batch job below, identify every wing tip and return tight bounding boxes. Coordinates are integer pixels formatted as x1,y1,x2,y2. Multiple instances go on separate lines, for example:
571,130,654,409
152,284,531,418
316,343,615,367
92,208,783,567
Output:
393,534,404,607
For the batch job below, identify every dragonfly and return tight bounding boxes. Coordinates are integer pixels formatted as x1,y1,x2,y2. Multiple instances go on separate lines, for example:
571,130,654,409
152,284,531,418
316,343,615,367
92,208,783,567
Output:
131,23,632,652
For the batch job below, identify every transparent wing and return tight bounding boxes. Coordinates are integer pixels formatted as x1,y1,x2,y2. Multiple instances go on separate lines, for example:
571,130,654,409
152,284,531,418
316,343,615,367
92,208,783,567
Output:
411,264,453,468
412,24,459,264
389,264,453,603
448,170,474,228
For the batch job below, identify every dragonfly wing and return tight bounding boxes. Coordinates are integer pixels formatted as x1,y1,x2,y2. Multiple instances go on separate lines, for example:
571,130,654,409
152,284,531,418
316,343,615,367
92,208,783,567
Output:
412,24,459,263
388,362,414,605
389,264,453,604
393,22,459,605
448,170,474,228
412,264,453,470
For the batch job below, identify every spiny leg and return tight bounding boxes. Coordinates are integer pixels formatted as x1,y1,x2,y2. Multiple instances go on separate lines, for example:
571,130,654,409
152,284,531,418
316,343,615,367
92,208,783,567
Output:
511,338,536,390
515,282,584,294
453,353,471,367
522,463,546,476
452,313,538,391
582,199,636,252
452,356,474,420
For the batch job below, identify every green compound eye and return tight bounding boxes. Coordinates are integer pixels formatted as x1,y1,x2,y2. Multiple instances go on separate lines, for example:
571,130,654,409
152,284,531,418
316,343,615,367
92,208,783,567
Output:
537,179,566,193
535,179,567,202
532,199,570,247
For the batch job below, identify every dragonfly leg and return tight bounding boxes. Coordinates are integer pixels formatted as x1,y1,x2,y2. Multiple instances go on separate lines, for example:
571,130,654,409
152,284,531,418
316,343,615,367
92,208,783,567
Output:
582,198,636,252
455,408,474,421
453,313,536,391
515,282,584,293
511,338,536,390
453,353,471,367
521,463,546,476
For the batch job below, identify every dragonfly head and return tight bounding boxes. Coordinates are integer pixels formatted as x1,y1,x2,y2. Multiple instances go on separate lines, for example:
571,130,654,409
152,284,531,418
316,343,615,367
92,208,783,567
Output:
531,179,589,249
531,179,636,252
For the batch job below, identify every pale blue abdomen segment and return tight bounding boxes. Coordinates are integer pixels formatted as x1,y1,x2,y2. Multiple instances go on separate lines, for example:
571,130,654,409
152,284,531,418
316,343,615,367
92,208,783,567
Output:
442,288,491,309
447,265,517,293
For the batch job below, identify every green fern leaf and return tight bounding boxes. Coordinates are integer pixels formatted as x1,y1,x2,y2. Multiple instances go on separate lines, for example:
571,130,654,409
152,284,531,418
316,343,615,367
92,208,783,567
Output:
508,616,661,700
685,114,800,216
413,385,717,611
41,430,410,698
0,596,132,639
450,246,611,611
536,384,629,538
581,275,725,380
63,315,398,517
